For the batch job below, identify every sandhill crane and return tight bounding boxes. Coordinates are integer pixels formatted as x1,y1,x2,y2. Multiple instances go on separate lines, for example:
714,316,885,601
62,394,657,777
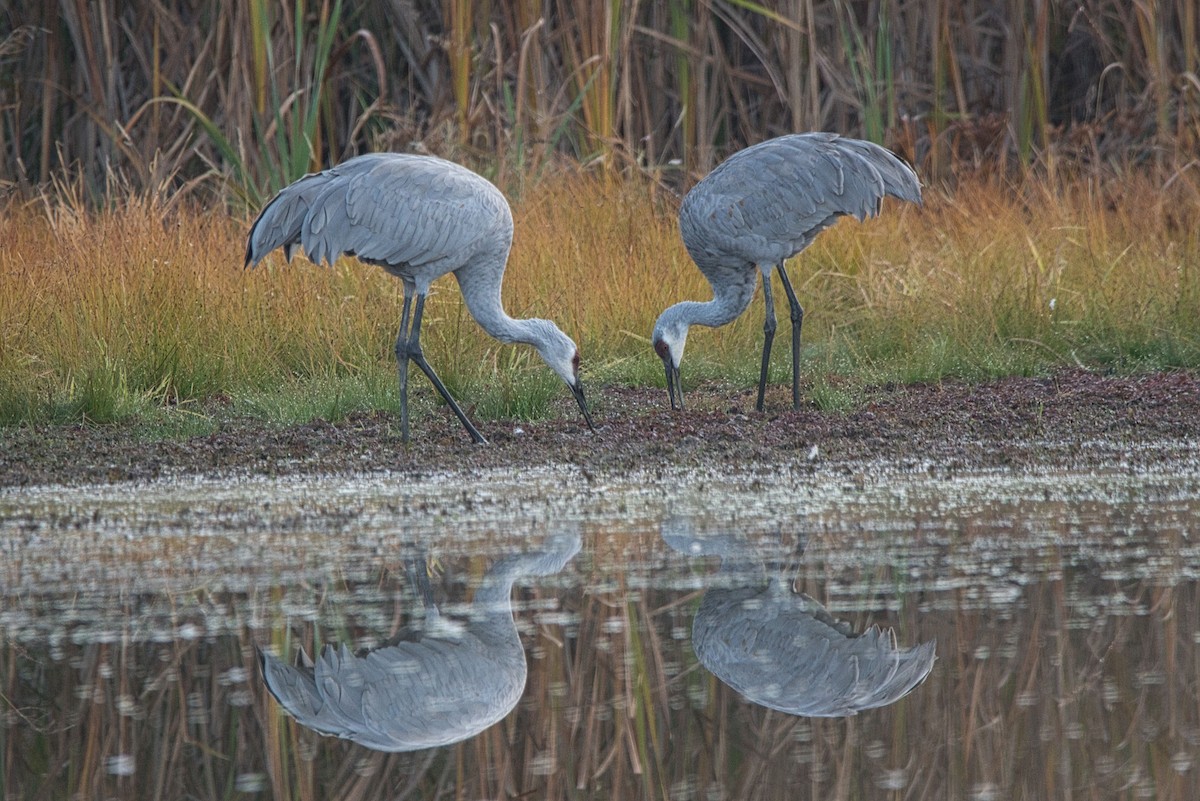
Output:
259,533,581,751
653,133,922,411
245,153,595,444
662,518,936,717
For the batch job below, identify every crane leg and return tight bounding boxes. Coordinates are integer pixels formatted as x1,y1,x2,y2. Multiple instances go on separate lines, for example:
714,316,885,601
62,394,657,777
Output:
756,276,777,412
406,294,489,445
394,293,415,443
402,556,439,627
775,264,805,409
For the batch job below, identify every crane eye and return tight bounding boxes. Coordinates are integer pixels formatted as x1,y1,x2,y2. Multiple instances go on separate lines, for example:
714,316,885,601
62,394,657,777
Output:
654,340,669,359
572,351,580,372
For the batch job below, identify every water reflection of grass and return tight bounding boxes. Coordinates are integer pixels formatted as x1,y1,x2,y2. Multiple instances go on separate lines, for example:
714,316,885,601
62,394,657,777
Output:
4,548,1198,800
1,172,1197,428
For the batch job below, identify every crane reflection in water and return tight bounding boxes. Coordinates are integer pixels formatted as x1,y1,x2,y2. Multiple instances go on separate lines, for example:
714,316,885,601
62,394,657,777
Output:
663,517,935,717
259,532,580,751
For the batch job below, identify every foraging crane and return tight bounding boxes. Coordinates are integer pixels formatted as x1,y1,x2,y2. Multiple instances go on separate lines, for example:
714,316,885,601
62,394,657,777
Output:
653,133,922,411
246,153,595,444
259,533,581,752
663,518,936,716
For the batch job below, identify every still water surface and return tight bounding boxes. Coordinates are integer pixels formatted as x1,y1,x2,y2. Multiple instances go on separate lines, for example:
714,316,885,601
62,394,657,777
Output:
2,463,1198,800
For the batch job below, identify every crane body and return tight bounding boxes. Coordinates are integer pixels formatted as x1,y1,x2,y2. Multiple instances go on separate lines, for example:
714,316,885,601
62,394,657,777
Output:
246,154,594,443
260,535,581,751
654,132,922,411
663,519,936,716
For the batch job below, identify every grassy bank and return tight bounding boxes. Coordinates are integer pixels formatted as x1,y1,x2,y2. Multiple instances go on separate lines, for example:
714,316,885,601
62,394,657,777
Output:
1,171,1197,430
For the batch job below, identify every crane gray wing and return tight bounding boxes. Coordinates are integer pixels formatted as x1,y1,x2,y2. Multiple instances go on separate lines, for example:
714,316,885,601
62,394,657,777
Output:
245,154,394,267
680,132,921,268
830,136,924,206
262,636,525,752
764,620,936,716
693,585,936,717
834,627,938,712
259,646,365,740
246,154,513,279
356,640,525,748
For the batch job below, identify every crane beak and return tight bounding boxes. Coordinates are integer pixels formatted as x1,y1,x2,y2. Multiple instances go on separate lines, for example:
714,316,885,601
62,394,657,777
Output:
663,357,683,411
572,381,596,433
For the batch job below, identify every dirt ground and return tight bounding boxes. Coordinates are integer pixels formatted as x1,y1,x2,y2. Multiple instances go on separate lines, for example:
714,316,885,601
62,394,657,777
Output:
1,369,1197,488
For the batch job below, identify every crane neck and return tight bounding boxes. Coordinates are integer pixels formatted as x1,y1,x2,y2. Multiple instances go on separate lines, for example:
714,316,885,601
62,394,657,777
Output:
454,568,524,654
663,263,759,332
472,558,528,607
662,280,756,332
465,540,577,622
472,549,572,604
452,252,545,346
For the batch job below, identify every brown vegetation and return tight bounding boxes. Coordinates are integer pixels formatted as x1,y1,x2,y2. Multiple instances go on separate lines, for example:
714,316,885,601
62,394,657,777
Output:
2,1,1198,206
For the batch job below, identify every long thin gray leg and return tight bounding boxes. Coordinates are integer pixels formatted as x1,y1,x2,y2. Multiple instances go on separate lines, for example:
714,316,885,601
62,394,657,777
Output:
407,294,488,444
756,274,777,413
373,555,440,648
775,264,805,409
402,556,439,629
394,292,415,443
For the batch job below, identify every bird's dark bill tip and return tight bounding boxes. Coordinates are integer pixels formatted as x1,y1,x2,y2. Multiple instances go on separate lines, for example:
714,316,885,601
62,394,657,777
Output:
664,362,683,411
572,382,596,432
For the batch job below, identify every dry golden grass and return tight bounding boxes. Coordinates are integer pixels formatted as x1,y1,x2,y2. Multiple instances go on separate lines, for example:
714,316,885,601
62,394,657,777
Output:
1,170,1197,426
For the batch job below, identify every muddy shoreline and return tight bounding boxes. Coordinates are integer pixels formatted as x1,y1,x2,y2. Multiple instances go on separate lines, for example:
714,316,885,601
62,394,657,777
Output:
1,369,1197,489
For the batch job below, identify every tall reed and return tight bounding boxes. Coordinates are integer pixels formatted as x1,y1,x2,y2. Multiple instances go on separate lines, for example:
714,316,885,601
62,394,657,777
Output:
3,1,1198,203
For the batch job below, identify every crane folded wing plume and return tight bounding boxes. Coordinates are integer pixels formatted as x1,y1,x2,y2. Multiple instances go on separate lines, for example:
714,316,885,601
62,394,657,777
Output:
260,534,581,751
653,133,922,412
246,153,595,444
662,517,935,717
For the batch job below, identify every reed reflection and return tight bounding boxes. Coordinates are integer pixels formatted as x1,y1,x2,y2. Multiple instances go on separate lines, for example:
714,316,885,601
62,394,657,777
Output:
259,532,580,751
663,517,935,716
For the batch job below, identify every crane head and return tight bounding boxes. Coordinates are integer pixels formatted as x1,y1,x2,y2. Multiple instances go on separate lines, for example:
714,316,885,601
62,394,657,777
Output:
651,317,688,411
530,321,595,433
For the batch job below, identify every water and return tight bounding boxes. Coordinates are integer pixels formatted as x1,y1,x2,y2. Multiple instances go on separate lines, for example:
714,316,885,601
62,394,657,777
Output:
2,463,1198,800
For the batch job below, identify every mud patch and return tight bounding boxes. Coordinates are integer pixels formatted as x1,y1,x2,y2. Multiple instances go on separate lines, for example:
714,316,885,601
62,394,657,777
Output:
1,369,1197,488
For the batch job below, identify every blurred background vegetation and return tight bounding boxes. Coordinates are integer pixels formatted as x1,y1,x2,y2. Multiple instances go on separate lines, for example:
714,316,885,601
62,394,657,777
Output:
2,0,1198,206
